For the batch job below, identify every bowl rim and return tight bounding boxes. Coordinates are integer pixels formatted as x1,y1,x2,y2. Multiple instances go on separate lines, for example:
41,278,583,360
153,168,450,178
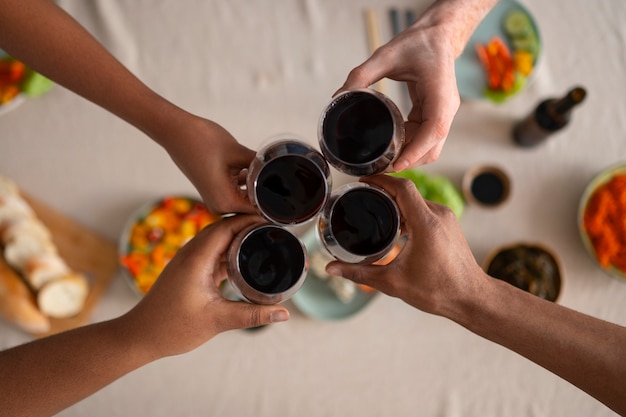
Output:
462,164,511,208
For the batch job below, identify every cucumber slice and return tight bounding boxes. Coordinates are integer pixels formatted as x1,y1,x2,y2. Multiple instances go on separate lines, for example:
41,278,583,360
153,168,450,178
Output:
512,34,540,58
503,9,532,38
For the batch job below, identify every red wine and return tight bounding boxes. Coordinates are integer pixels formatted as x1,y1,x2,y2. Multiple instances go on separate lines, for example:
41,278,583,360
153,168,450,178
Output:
255,154,327,224
238,226,305,294
322,91,394,164
330,188,398,256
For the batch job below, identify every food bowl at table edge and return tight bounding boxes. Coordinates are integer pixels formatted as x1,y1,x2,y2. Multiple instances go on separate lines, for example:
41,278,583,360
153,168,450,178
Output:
118,196,221,296
578,163,626,281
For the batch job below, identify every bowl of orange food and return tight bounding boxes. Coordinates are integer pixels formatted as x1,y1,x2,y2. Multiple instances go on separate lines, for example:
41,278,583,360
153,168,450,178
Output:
579,163,626,281
119,196,221,295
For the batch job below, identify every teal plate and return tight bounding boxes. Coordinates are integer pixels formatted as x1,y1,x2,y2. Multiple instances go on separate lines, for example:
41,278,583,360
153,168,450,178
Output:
291,227,377,321
455,0,541,101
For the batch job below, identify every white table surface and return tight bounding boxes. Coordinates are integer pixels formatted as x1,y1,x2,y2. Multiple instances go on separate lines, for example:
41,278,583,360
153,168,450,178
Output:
2,0,626,416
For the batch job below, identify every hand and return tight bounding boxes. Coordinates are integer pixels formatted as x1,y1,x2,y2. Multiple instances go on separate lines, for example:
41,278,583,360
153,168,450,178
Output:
0,0,256,216
123,214,289,359
337,23,460,171
153,116,257,215
336,0,500,170
326,174,485,318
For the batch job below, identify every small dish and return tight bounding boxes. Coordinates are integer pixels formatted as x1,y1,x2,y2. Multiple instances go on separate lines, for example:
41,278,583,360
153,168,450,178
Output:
118,196,220,295
291,226,377,320
462,165,511,208
578,163,626,281
455,0,541,102
484,242,562,302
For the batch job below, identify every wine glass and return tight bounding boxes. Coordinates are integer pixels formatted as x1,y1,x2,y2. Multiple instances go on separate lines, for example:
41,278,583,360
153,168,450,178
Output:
247,138,332,226
317,182,400,264
318,88,405,177
227,223,308,305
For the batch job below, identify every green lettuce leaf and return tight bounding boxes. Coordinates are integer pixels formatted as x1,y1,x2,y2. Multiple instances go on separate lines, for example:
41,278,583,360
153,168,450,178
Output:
390,169,465,219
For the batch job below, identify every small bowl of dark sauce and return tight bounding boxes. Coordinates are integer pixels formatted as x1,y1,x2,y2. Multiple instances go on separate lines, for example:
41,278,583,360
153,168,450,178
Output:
462,165,511,207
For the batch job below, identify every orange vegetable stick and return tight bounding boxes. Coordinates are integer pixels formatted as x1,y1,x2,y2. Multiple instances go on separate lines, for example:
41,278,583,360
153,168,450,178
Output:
584,174,626,270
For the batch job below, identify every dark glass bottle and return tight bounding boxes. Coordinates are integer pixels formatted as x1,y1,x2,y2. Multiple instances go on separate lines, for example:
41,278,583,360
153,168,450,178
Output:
512,86,587,147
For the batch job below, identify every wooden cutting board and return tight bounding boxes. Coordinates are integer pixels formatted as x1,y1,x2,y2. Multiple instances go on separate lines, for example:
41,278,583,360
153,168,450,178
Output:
6,193,119,337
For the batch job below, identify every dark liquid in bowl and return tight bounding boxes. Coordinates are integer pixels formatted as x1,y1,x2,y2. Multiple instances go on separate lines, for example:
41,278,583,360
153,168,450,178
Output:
322,91,394,164
238,227,305,294
471,172,505,205
256,155,327,223
330,188,398,256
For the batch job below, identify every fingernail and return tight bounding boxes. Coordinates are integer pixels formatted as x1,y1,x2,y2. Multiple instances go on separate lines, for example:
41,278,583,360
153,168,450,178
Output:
326,265,341,276
270,309,290,323
332,87,344,97
394,160,409,172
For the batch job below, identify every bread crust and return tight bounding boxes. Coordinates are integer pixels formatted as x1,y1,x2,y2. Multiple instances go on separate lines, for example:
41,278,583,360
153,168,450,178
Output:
0,174,90,330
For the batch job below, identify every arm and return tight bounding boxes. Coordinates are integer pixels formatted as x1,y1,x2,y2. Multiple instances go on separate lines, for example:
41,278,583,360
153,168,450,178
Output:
0,215,290,417
337,0,499,170
0,0,255,215
327,174,626,416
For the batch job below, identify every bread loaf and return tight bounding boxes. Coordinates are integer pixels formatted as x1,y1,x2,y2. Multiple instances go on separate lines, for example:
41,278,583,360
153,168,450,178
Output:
0,255,51,334
1,216,52,245
23,252,71,290
4,231,58,274
0,174,90,326
0,175,19,195
38,272,89,319
0,194,35,230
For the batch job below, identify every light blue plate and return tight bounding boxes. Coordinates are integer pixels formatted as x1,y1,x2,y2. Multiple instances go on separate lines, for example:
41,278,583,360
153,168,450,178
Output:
291,226,377,321
455,0,541,101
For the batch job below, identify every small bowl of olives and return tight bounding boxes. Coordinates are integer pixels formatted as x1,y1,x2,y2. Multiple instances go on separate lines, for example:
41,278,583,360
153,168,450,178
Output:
483,242,562,302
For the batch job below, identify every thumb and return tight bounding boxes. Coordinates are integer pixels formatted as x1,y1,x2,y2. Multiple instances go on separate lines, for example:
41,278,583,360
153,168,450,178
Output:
218,301,290,331
326,261,377,289
334,54,390,95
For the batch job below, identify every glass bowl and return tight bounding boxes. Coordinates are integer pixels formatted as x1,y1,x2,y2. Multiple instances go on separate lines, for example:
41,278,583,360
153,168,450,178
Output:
118,196,220,295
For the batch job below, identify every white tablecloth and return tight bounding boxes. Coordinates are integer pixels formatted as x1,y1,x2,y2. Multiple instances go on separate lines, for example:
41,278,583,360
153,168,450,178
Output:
2,1,625,416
